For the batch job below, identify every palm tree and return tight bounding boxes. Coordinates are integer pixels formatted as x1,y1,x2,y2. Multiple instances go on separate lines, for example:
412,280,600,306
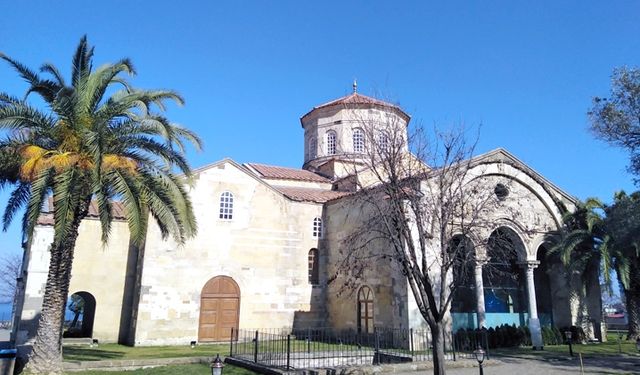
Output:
0,36,202,374
552,198,612,340
555,198,610,277
552,200,640,336
603,191,639,339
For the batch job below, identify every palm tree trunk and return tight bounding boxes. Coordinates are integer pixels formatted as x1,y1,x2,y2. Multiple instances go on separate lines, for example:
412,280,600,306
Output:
626,291,640,340
23,199,90,375
626,262,640,340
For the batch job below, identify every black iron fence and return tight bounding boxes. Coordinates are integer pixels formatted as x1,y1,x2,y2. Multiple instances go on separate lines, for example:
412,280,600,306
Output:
229,327,488,370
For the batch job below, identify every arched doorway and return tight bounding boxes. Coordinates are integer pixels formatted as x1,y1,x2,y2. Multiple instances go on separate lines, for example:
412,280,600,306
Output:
535,245,554,326
483,227,527,327
448,236,477,330
357,286,374,334
63,291,96,338
198,276,240,342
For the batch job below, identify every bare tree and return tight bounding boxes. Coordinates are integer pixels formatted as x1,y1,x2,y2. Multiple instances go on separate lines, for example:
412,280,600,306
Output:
0,253,22,304
329,109,518,375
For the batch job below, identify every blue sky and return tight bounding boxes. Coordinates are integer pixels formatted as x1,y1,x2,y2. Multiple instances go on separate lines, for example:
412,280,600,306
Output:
1,1,639,258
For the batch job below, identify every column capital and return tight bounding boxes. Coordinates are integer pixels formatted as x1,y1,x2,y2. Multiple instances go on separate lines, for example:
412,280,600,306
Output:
474,256,489,267
518,260,540,270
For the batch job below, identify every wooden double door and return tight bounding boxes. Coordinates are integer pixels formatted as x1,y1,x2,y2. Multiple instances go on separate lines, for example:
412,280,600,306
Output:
198,276,240,342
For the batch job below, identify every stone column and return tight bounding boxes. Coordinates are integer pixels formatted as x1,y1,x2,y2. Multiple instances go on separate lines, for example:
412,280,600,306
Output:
523,261,543,349
474,258,487,329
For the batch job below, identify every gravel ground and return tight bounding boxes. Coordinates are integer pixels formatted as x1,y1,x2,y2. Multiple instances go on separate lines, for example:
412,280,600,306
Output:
430,355,640,375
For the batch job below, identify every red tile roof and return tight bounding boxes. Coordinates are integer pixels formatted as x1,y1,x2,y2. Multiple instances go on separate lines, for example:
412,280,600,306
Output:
274,186,350,203
37,200,127,226
247,163,331,183
301,92,410,122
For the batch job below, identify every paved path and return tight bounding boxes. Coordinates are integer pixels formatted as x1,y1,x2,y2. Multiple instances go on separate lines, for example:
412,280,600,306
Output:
434,355,640,375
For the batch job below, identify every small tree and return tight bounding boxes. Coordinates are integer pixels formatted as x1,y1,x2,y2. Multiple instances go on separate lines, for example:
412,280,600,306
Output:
66,295,85,330
331,108,517,375
0,253,22,304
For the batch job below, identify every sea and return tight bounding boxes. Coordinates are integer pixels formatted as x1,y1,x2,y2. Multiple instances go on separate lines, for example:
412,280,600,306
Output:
0,302,13,322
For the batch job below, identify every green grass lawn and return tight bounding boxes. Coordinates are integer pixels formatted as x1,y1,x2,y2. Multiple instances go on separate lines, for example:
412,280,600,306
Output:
63,343,229,362
491,332,640,358
64,363,256,375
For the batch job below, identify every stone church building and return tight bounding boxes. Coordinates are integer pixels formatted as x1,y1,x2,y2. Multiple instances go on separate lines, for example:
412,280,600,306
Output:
11,89,602,347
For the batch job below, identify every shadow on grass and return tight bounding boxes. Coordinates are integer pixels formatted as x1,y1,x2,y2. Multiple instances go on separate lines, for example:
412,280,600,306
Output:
63,347,125,362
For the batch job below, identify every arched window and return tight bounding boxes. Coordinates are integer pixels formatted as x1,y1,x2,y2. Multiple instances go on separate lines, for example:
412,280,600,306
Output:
377,132,389,152
309,137,317,159
312,217,323,238
353,128,364,153
219,191,234,220
308,248,319,285
357,286,374,333
326,131,337,155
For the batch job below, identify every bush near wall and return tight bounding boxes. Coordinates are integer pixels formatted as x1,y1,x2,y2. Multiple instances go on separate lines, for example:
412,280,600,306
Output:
454,325,586,349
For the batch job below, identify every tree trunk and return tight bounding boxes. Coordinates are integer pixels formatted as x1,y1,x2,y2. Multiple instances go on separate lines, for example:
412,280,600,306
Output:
623,259,640,340
626,291,640,340
69,311,80,329
23,199,90,375
431,321,447,375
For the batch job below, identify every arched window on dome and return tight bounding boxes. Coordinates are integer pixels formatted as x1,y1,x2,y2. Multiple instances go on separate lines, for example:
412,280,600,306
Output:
353,128,364,153
377,132,389,153
219,191,234,220
309,137,317,159
312,217,323,238
326,131,337,156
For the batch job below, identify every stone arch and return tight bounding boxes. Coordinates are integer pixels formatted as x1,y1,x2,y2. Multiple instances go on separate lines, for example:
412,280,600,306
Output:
466,159,569,231
198,276,240,342
481,227,528,326
64,291,96,338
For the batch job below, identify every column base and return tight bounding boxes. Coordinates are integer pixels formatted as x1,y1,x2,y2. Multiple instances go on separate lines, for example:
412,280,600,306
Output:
529,318,543,350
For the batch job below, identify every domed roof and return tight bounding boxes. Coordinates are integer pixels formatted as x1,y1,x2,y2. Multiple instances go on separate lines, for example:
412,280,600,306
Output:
300,91,410,124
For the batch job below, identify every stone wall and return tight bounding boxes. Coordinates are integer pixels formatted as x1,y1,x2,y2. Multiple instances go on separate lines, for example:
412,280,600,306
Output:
132,160,324,345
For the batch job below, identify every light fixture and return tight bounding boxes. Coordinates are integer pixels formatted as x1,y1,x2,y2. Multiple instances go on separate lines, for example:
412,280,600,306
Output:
190,341,197,348
565,331,573,357
636,337,640,352
211,354,224,375
474,347,485,375
90,339,99,348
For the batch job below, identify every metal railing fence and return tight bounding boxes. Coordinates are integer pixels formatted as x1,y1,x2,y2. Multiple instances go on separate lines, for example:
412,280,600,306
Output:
229,327,488,370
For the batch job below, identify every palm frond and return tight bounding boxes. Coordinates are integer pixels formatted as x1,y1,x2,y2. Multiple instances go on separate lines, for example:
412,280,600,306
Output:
52,168,79,248
0,102,56,131
71,35,94,88
2,182,30,231
22,168,54,241
109,169,144,245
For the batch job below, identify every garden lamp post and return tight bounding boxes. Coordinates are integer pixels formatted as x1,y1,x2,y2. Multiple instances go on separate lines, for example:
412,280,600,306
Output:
474,347,485,375
211,354,224,375
636,337,640,353
565,331,573,357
